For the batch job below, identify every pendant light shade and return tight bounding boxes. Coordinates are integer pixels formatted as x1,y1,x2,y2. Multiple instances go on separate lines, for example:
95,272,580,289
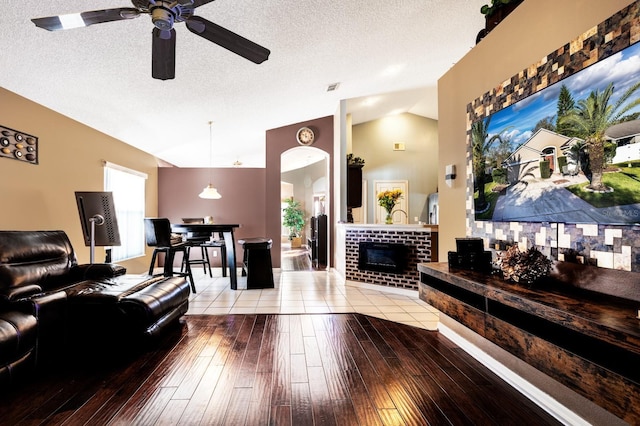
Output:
199,120,222,199
199,184,221,199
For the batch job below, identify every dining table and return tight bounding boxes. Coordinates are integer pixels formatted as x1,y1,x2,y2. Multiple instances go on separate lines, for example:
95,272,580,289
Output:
171,223,241,290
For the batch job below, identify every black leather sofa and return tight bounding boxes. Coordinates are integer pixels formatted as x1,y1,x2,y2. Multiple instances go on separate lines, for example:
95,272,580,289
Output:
0,230,190,386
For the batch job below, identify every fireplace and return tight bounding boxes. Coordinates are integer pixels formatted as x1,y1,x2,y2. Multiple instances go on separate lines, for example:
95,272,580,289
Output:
358,242,407,274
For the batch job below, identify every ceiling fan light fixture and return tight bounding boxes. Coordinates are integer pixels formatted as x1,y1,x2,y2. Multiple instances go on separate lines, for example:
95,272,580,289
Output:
151,7,175,30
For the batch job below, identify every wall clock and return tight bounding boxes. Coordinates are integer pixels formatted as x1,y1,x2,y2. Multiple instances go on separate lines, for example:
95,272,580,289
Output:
296,127,315,146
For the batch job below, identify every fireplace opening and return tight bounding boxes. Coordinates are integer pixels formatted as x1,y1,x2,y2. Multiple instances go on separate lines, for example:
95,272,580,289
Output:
358,242,407,274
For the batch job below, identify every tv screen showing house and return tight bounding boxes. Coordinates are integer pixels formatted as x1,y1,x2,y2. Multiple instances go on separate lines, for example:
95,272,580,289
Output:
471,41,640,225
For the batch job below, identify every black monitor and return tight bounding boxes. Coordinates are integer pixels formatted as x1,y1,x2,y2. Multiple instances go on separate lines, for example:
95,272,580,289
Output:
75,191,121,248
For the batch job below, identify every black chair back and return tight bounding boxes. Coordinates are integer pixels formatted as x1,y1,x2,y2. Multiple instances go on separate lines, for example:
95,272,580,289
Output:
144,218,174,247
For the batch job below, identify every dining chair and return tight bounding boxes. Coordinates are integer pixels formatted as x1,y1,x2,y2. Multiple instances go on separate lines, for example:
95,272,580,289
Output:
144,218,196,293
180,218,227,278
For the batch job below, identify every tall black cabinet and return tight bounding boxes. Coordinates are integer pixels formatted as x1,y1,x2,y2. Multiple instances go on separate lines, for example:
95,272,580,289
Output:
347,165,363,208
309,214,328,267
347,164,363,223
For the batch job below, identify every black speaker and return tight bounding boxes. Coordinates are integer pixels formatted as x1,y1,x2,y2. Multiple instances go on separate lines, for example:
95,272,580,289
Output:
455,237,484,255
449,237,492,273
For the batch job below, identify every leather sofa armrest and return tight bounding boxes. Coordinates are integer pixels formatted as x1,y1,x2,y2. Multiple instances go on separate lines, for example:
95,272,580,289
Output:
15,291,68,365
16,291,67,317
0,285,43,304
71,263,127,280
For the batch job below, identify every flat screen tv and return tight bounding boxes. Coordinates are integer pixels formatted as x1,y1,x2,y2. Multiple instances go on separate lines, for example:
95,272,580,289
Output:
471,40,640,225
75,191,121,247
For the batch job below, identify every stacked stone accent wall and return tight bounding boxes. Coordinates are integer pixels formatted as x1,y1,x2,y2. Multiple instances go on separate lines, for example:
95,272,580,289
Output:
465,1,640,272
345,227,436,290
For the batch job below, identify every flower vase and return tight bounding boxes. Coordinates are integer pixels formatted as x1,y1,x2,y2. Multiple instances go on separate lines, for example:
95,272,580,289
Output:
385,208,394,224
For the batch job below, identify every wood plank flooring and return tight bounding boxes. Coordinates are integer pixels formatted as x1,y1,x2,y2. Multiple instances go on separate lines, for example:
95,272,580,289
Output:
0,314,561,425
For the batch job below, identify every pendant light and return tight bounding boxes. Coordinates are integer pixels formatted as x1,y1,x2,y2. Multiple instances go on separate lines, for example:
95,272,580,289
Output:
199,121,222,199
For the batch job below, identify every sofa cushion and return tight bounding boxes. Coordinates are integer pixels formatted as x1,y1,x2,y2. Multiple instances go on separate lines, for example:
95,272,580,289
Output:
0,231,77,299
63,275,174,303
63,275,190,334
120,276,190,325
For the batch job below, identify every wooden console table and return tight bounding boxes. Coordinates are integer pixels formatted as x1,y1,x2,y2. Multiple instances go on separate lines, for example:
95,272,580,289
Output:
418,262,640,423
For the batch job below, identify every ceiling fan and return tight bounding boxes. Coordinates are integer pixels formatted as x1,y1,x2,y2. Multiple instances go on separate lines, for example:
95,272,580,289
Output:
31,0,271,80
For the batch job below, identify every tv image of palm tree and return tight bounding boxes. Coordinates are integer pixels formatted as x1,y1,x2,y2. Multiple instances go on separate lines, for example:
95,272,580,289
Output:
560,81,640,191
471,115,505,210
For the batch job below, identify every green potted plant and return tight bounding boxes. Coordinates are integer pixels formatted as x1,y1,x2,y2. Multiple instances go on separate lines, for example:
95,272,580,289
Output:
282,197,305,248
480,0,521,17
347,153,365,167
477,0,524,43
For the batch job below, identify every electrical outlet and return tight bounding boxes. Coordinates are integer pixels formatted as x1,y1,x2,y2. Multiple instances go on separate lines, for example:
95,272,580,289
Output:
212,250,217,257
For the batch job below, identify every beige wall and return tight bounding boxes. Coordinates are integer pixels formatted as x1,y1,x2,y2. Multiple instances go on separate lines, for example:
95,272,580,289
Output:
0,88,159,273
352,113,438,223
437,0,635,260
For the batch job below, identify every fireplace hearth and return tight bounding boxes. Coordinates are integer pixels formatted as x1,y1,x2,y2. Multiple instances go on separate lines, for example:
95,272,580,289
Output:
358,241,407,274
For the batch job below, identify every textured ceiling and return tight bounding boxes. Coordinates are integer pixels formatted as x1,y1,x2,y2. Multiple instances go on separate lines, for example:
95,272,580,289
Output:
0,1,486,168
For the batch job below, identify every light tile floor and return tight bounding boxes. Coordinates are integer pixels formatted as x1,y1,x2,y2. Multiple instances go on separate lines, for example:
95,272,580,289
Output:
184,268,440,330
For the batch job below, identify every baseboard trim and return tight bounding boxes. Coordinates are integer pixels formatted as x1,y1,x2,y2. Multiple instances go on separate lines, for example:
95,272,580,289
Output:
438,323,589,426
345,279,418,297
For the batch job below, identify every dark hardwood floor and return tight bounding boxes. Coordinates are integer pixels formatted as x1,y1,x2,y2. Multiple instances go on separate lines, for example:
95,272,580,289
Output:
1,314,561,425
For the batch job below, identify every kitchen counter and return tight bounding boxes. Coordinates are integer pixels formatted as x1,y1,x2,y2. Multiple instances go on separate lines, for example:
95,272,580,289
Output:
341,223,438,231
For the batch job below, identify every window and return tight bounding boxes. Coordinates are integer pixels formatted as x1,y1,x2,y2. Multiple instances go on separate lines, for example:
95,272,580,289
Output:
104,162,147,261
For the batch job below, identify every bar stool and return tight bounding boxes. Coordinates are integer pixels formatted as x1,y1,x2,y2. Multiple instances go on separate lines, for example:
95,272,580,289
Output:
144,218,196,293
179,219,227,278
182,231,213,276
238,237,274,289
199,236,227,277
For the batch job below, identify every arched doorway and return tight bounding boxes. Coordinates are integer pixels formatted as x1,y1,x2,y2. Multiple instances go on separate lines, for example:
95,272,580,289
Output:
280,146,330,270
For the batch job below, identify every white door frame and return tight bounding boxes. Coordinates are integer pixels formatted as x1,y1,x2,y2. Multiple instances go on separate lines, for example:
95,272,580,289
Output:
351,179,367,224
373,180,408,224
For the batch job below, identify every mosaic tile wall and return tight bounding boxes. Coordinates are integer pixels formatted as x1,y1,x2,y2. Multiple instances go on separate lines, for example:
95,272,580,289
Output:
465,1,640,273
345,228,436,290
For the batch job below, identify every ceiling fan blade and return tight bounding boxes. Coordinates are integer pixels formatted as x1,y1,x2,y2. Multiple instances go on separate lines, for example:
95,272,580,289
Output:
152,28,176,80
193,0,217,8
31,8,141,31
186,16,270,64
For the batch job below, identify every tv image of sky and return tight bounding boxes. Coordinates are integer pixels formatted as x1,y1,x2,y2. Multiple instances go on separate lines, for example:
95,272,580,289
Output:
486,41,640,150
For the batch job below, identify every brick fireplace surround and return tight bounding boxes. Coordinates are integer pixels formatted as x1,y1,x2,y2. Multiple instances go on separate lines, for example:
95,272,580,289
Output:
343,224,438,290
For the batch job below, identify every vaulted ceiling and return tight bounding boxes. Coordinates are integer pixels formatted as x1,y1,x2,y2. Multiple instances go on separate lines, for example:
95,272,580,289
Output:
1,1,487,167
